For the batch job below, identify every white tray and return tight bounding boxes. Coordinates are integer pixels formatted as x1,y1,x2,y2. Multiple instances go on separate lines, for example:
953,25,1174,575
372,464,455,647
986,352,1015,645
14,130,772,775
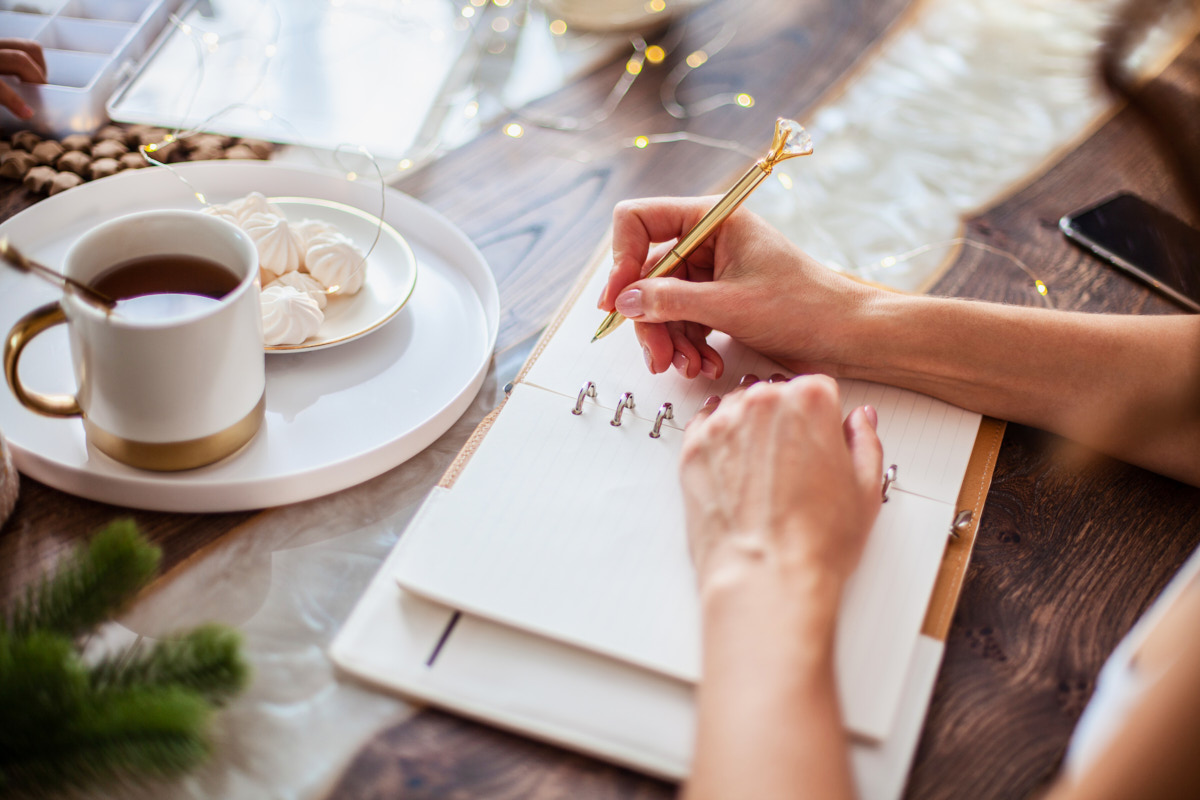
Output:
0,161,499,512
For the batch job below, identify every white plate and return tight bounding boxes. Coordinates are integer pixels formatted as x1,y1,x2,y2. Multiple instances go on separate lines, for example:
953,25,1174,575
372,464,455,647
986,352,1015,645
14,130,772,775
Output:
0,162,499,512
264,197,417,352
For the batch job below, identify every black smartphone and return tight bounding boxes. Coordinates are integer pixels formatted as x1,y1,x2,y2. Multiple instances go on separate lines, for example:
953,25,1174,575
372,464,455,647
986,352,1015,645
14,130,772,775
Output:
1059,193,1200,312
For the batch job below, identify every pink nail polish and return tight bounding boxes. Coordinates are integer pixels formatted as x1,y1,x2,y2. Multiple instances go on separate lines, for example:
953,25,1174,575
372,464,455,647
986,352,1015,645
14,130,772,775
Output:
616,289,643,318
700,358,718,379
643,347,654,373
864,405,878,429
672,352,688,373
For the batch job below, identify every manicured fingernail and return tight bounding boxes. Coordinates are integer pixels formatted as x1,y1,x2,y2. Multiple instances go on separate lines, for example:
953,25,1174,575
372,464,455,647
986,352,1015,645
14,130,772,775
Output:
864,405,878,429
703,395,721,409
672,352,688,373
643,346,654,372
768,373,787,383
615,288,643,318
739,374,759,387
700,358,718,379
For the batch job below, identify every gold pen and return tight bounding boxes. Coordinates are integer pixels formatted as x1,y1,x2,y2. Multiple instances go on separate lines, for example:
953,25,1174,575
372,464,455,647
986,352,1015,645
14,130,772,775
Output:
592,117,814,342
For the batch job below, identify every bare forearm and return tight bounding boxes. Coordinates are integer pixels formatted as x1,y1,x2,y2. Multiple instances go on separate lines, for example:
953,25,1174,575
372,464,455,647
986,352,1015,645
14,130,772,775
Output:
686,564,855,800
831,292,1200,485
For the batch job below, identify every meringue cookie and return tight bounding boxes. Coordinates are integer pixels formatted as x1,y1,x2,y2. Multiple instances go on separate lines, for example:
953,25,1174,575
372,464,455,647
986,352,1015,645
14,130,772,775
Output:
305,232,367,295
243,212,303,283
260,285,323,346
201,203,241,228
230,191,283,224
268,271,328,309
292,218,337,250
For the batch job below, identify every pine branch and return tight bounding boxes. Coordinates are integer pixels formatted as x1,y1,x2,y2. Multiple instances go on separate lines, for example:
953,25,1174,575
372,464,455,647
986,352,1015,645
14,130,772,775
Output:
3,519,160,639
0,685,211,796
90,625,250,707
0,630,87,732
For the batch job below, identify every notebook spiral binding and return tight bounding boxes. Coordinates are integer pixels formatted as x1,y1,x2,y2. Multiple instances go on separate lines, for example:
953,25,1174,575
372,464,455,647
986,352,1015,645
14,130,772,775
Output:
571,381,676,439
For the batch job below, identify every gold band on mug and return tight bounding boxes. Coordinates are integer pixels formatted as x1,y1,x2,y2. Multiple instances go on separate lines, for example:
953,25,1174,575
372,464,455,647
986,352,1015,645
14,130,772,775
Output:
84,394,266,472
4,301,82,418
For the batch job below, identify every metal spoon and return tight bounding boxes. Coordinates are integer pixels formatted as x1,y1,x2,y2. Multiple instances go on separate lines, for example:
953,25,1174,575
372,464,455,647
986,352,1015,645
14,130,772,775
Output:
0,237,117,310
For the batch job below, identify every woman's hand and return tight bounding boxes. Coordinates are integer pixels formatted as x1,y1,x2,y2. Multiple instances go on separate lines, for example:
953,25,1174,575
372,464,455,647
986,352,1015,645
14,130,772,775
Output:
598,197,882,380
0,39,47,120
679,374,883,800
680,374,883,600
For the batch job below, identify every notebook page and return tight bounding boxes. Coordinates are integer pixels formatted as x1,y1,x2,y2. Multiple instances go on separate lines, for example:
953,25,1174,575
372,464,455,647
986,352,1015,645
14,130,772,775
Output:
525,263,981,505
394,382,957,740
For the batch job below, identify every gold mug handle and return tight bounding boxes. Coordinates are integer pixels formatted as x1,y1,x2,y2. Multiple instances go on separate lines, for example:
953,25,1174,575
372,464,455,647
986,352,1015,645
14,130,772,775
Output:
4,301,82,418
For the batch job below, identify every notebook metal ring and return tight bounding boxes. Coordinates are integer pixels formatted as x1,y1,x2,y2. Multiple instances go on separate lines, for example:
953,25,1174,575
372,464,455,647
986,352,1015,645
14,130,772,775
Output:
572,381,597,415
949,509,973,540
649,403,674,438
610,392,635,426
881,464,898,502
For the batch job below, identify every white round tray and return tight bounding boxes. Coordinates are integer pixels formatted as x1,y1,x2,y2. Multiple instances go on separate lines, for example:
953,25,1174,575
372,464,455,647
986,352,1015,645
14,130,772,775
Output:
0,161,499,512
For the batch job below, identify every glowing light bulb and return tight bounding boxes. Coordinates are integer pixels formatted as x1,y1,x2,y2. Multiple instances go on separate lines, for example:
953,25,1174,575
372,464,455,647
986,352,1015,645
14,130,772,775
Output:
645,45,665,63
685,50,707,68
504,122,524,138
736,93,754,107
471,0,486,5
397,159,414,170
464,100,479,118
634,135,650,149
494,0,511,7
346,171,358,181
195,192,207,204
1036,280,1048,295
202,32,219,45
549,19,567,35
777,173,793,189
626,58,643,75
646,0,667,12
880,256,897,268
462,6,475,17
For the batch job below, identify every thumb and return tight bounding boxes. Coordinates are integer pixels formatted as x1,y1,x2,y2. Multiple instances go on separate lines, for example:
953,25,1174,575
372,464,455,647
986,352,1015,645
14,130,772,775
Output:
615,277,733,329
844,406,884,504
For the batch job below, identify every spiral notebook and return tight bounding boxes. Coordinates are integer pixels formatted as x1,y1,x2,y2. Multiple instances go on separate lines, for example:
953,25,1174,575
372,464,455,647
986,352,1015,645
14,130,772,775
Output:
390,260,982,743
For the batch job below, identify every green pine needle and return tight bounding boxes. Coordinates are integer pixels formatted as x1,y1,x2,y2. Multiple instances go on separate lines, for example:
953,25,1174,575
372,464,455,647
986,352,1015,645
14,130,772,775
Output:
4,519,161,639
90,625,250,707
0,685,212,795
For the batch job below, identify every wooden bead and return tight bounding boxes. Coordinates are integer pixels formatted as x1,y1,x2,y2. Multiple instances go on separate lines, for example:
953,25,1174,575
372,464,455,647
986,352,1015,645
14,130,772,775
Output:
119,152,147,170
223,144,259,160
91,139,129,160
49,172,84,195
56,150,91,177
61,133,93,153
11,130,40,151
31,139,64,167
0,150,36,180
0,141,11,155
89,157,122,180
22,165,56,193
187,133,232,151
239,138,274,159
188,143,226,162
95,125,128,143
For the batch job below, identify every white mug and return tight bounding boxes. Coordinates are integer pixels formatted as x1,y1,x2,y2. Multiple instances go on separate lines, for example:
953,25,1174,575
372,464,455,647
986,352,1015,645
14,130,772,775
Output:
4,210,265,471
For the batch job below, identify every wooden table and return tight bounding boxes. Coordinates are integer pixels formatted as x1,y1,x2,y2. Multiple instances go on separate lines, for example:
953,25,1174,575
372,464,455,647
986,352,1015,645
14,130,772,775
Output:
3,2,1199,798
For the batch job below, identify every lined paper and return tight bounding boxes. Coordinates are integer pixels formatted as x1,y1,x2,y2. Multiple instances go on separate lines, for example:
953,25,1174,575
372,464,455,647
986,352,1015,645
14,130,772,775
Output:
395,383,958,741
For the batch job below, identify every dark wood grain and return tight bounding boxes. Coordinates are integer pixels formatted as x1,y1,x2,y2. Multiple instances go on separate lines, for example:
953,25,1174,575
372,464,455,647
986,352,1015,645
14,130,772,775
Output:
908,36,1200,800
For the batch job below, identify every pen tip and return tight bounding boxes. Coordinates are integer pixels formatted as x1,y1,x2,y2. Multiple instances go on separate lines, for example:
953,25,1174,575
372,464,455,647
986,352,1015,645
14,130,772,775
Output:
590,335,598,344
